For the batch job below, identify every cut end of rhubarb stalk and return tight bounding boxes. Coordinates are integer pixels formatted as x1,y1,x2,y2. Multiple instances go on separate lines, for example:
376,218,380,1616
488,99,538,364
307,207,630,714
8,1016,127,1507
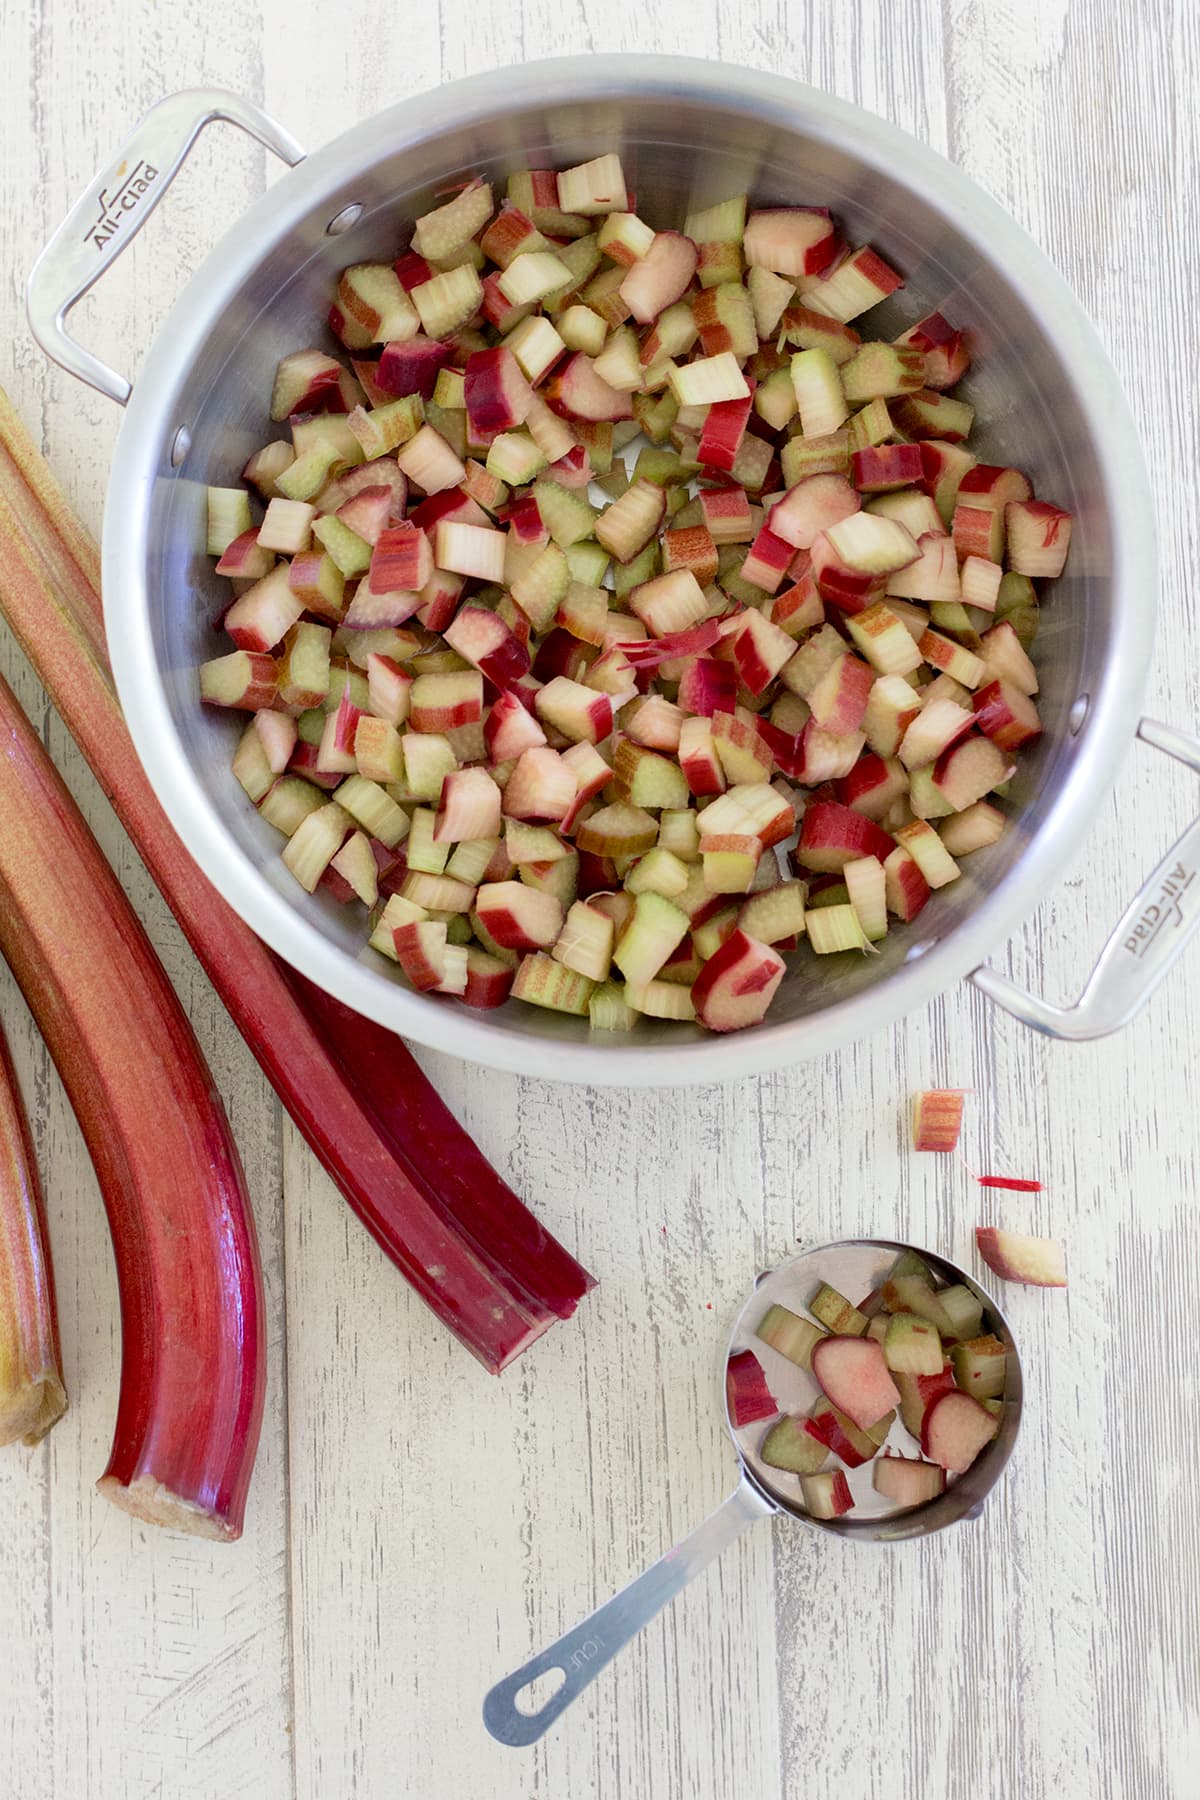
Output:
0,1371,67,1448
96,1473,242,1542
0,1016,66,1449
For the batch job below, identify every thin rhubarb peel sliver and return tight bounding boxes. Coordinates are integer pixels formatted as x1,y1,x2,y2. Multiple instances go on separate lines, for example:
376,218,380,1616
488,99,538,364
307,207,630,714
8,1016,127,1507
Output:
0,388,594,1374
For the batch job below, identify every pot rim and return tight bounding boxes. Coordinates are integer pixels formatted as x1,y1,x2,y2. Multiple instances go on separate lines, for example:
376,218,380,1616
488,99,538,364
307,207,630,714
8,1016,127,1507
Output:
104,54,1157,1086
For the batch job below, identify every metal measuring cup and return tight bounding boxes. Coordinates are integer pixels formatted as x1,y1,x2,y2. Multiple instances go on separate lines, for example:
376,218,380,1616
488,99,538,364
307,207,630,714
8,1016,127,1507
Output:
483,1238,1023,1745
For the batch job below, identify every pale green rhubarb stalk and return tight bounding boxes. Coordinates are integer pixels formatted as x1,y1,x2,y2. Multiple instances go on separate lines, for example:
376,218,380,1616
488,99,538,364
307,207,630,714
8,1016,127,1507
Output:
0,1016,65,1446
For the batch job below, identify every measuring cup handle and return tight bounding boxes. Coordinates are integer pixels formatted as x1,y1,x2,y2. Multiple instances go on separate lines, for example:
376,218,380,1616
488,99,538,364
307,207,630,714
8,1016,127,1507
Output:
482,1474,773,1746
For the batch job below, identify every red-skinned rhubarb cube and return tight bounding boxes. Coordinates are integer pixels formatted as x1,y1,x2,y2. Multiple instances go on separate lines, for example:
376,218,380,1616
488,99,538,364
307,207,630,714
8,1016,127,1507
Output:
697,391,754,472
894,310,970,390
725,1349,778,1426
807,654,875,737
368,521,433,597
850,443,925,493
543,353,634,422
693,929,786,1033
376,336,453,400
809,532,886,615
475,881,564,952
730,610,798,695
442,607,531,689
972,679,1043,750
464,346,535,439
744,208,839,278
912,1089,965,1152
952,502,1005,563
678,716,727,795
835,751,909,821
796,801,894,873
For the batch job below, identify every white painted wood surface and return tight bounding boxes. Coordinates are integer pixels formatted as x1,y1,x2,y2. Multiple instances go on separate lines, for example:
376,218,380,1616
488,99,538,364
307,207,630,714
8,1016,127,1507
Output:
2,2,1199,1795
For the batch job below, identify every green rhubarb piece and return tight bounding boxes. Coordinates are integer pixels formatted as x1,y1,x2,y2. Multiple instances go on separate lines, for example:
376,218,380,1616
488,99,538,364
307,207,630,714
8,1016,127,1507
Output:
511,953,594,1015
809,1284,868,1337
884,1313,944,1378
950,1334,1007,1401
334,776,411,850
324,664,370,714
881,1274,956,1338
937,1283,984,1343
888,1250,934,1281
259,776,326,837
564,539,611,586
756,1304,828,1370
405,808,449,876
588,982,639,1032
761,1415,830,1476
613,541,661,600
533,478,597,547
612,891,689,989
806,903,870,955
313,513,372,577
994,571,1040,651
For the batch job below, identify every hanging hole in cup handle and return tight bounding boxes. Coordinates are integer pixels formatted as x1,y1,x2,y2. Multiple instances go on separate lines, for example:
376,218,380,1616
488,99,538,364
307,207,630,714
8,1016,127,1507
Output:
26,88,306,406
483,1477,772,1746
970,718,1200,1039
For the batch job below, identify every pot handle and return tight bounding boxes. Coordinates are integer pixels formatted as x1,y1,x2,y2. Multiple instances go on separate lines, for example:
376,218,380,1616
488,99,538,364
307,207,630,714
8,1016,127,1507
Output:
27,89,305,406
970,717,1200,1038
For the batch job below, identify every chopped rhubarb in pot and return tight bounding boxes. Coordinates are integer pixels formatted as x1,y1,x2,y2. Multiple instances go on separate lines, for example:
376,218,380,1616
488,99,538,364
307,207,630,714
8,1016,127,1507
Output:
186,164,1068,1038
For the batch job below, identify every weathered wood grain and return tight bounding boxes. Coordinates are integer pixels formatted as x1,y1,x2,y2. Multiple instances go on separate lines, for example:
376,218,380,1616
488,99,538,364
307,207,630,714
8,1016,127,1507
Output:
2,1,1198,1796
0,9,292,1800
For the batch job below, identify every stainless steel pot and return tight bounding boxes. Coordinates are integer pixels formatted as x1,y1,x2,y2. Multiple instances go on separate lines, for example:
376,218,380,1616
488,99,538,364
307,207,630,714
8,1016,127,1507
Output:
27,57,1200,1085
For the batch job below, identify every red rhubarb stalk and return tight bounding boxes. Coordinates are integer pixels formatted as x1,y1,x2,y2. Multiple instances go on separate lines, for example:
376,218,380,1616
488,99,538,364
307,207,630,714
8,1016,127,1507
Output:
0,672,263,1536
0,1016,66,1446
0,390,593,1371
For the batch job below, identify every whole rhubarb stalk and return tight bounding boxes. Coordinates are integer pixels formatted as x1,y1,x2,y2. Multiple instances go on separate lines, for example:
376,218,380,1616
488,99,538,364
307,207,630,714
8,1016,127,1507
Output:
0,672,264,1537
0,1015,66,1446
0,389,593,1372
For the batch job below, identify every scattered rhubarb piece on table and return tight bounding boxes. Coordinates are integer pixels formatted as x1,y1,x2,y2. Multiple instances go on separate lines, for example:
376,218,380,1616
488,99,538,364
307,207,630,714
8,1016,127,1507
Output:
912,1089,966,1151
975,1226,1067,1287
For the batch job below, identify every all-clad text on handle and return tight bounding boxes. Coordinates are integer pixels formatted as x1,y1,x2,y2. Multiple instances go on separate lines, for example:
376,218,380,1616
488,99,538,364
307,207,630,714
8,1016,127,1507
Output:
27,89,305,405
